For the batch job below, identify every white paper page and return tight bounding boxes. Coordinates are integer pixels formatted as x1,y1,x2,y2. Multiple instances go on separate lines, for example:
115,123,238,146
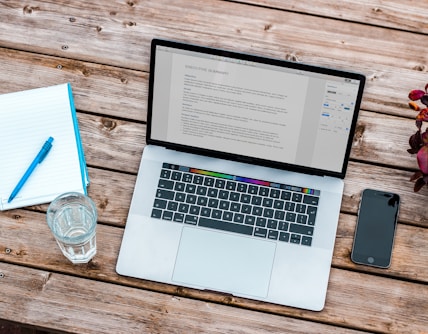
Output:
0,84,86,210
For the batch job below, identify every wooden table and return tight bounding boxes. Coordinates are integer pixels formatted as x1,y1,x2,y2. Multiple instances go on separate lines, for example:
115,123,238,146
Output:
1,1,427,333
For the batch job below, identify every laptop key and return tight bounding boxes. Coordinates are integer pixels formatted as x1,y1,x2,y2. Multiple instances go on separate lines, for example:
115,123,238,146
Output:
295,204,306,214
207,188,218,197
189,205,200,215
219,190,229,199
185,215,198,225
167,201,178,211
237,183,248,192
301,236,312,246
208,198,219,208
297,214,308,224
230,202,241,212
204,177,215,186
278,221,289,231
233,213,244,224
151,208,162,219
215,179,226,188
185,194,197,204
185,184,196,194
290,234,301,244
158,179,174,189
274,210,285,220
270,188,280,198
226,181,237,190
229,192,240,201
307,206,317,215
248,185,258,194
256,217,267,227
162,211,173,221
254,227,267,238
290,223,314,236
292,193,303,202
267,219,278,229
160,169,171,179
308,214,317,226
199,217,253,235
241,194,251,203
156,189,174,200
182,173,193,183
173,213,184,223
197,196,208,206
244,216,255,225
252,206,263,216
281,191,291,200
154,199,167,209
211,209,222,219
175,193,186,202
196,186,207,196
279,232,290,242
223,211,233,221
171,171,182,181
201,207,211,217
251,196,262,206
268,230,279,240
303,195,319,205
286,212,296,222
178,203,189,213
241,204,252,214
263,208,274,218
284,202,295,211
175,182,185,192
193,175,204,185
274,199,284,210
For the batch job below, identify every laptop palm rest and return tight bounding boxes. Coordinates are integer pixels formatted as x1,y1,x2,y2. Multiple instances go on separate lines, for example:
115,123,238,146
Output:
172,227,276,298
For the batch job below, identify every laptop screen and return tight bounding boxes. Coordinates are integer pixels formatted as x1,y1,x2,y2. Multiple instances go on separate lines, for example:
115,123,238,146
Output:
147,39,365,178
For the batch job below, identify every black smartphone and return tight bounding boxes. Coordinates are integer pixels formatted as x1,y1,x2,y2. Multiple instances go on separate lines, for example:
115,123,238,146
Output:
351,189,400,268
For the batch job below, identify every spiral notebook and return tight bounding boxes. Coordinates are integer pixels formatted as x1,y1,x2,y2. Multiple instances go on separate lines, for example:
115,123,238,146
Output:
0,83,89,211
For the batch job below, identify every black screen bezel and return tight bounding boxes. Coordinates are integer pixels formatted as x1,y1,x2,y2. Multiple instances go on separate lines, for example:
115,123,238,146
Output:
146,38,366,178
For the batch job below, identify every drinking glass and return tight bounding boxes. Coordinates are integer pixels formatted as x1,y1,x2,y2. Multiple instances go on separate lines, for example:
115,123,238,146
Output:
46,192,97,264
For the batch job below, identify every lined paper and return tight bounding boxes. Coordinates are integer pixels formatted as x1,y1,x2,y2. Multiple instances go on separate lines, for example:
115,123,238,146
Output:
0,83,89,210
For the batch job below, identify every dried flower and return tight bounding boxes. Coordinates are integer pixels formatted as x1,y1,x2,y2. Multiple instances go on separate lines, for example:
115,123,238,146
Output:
408,83,428,192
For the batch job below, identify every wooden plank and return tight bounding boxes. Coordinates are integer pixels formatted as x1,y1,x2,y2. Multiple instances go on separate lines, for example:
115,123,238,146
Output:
0,46,424,124
0,263,371,334
74,111,422,174
0,212,427,333
0,48,147,122
0,1,426,99
242,0,428,34
343,161,428,227
333,212,428,281
1,206,427,284
19,157,427,228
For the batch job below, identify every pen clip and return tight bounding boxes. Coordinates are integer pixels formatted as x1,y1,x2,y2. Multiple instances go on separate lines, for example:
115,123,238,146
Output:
38,137,54,163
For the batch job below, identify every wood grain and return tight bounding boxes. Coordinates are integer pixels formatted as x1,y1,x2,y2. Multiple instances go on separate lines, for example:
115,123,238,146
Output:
0,263,373,334
0,211,426,333
0,0,427,119
242,0,428,34
1,0,427,333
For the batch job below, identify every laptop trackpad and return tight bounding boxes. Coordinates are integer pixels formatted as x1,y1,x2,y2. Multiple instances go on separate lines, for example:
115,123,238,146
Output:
172,227,276,298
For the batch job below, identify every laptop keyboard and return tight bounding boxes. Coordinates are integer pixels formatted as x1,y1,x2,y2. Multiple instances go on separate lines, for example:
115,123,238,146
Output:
151,163,320,246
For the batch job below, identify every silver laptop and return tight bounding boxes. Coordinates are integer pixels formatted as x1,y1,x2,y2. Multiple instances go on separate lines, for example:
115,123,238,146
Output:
116,39,365,311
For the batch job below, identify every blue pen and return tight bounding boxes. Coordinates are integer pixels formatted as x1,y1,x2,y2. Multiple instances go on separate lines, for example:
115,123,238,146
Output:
8,137,54,203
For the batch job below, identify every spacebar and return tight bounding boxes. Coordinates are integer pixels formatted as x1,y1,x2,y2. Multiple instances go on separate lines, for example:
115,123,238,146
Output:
198,218,253,235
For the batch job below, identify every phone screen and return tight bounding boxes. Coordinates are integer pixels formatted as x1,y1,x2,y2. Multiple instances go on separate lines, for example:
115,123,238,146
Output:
351,189,400,268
